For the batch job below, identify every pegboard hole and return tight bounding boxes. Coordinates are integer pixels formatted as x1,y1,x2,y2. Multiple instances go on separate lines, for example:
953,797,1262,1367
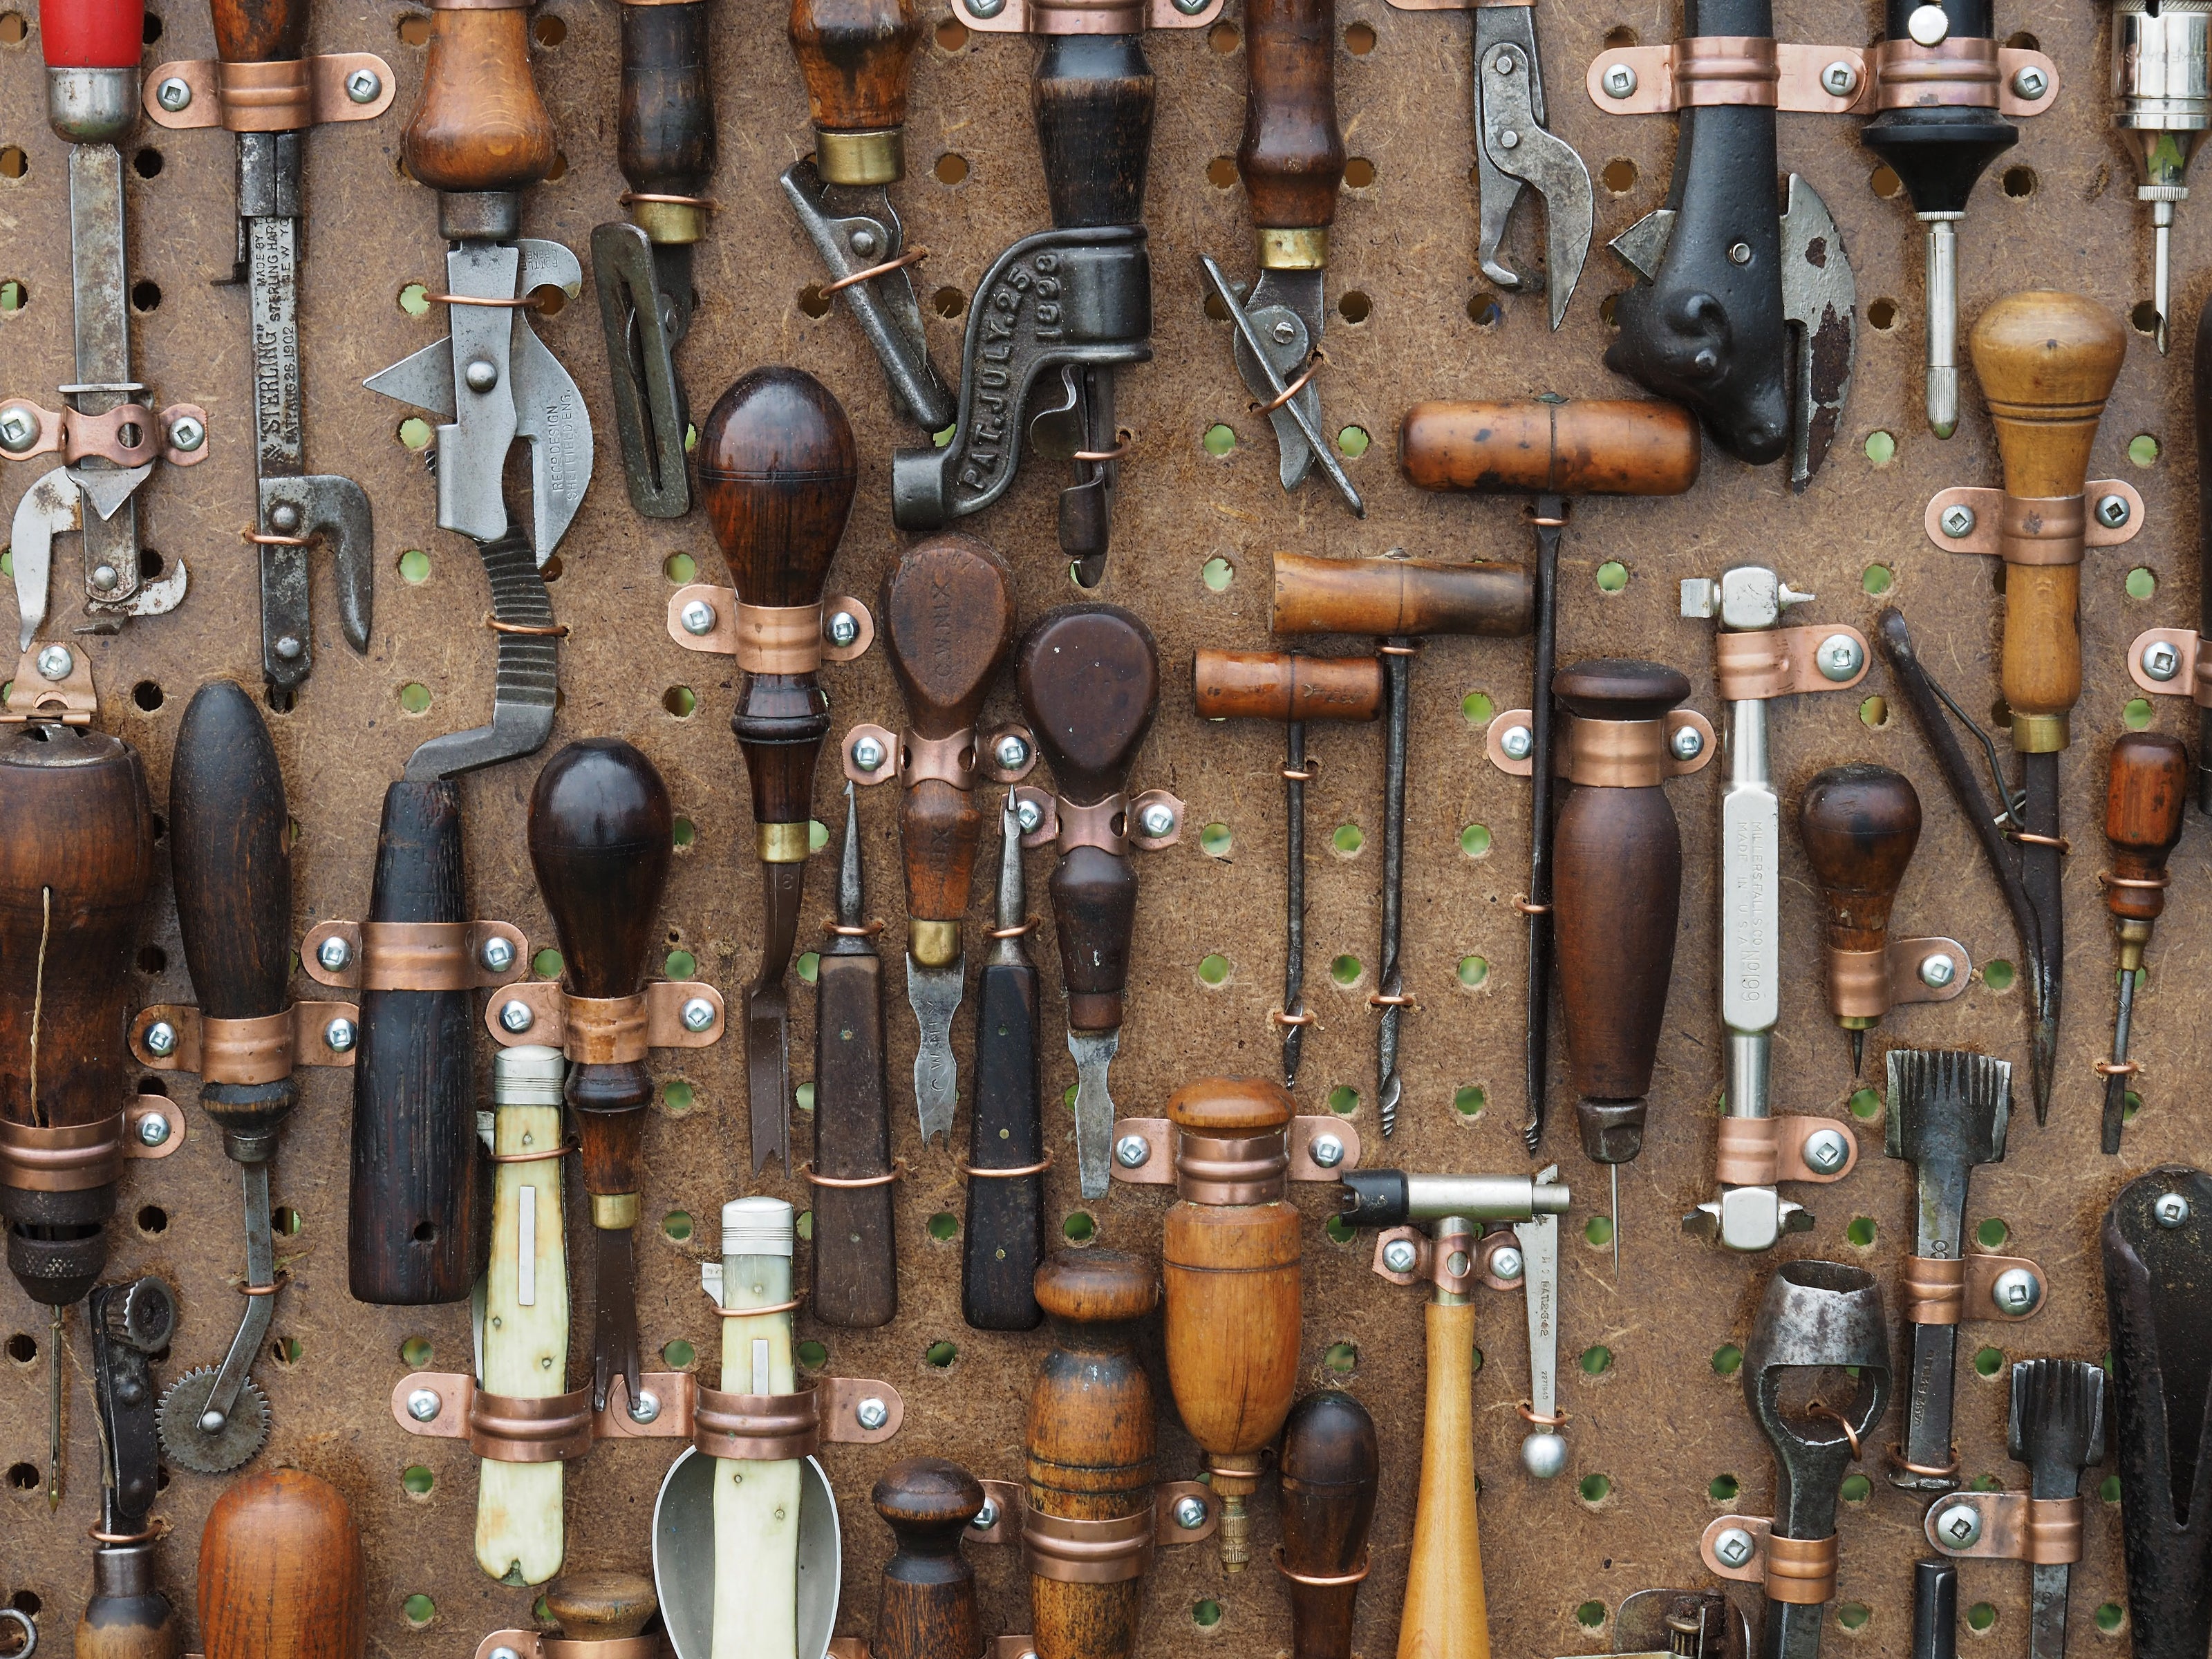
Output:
1577,1473,1612,1506
1203,290,1230,323
1859,695,1888,729
2132,300,2161,335
796,1340,828,1369
1862,564,1892,596
2005,31,2039,49
4,1333,34,1365
1864,430,1897,465
132,680,164,713
272,1336,301,1365
1206,155,1237,188
798,283,832,319
2094,1604,2124,1635
1595,560,1629,592
661,1080,695,1114
1580,1344,1613,1376
1982,959,2016,990
1062,1212,1095,1244
2125,1090,2143,1124
1468,292,1502,328
1974,1346,2004,1378
935,152,969,186
1203,422,1236,458
2001,166,2036,198
809,818,831,852
2127,566,2157,599
398,548,430,584
2130,433,2162,467
1848,1087,1882,1121
1460,823,1492,857
0,15,26,45
532,948,563,980
1584,1215,1613,1250
135,1205,168,1236
1600,157,1638,194
1456,955,1489,990
662,1210,692,1242
1324,1215,1355,1244
2124,697,2154,731
137,945,166,974
1845,1216,1876,1248
1329,954,1363,988
797,948,821,984
1324,1342,1358,1374
1712,1344,1743,1375
1332,823,1364,856
400,1336,433,1367
1462,691,1495,724
1208,20,1238,50
935,17,967,49
6,1465,37,1492
1870,164,1902,198
1603,26,1637,48
1453,1085,1485,1118
1193,1601,1222,1629
1976,1217,2010,1249
663,686,696,718
925,1340,958,1368
0,279,27,314
399,416,433,451
397,12,431,44
0,147,25,182
1575,1602,1607,1630
532,12,564,44
1344,21,1374,52
926,1212,957,1242
1201,555,1233,592
1841,1473,1871,1502
401,1465,434,1497
1343,158,1375,189
1837,1604,1870,1633
1199,821,1232,856
274,1206,301,1235
1600,291,1624,328
1709,1474,1738,1501
1866,297,1897,330
1197,953,1230,986
2100,1475,2121,1503
543,151,568,183
662,1338,695,1369
402,1595,435,1630
1338,290,1371,324
139,546,166,582
662,552,696,585
133,149,163,179
665,948,695,979
1967,1604,1997,1633
1337,425,1369,458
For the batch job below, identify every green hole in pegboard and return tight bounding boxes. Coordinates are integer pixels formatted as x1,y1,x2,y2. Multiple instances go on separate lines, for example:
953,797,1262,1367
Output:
0,281,26,313
1329,1085,1360,1116
1846,1216,1877,1248
796,1340,828,1369
1063,1084,1078,1111
1578,1473,1611,1505
1862,564,1893,596
1860,695,1888,729
2125,1090,2142,1123
1460,823,1492,857
797,951,821,984
400,1335,433,1367
2101,1474,2122,1503
1841,1473,1871,1503
1199,821,1232,857
1329,953,1362,986
796,1082,816,1113
1337,425,1370,458
1864,430,1897,465
397,281,431,318
664,552,697,584
2127,566,2157,599
662,1339,695,1369
1837,1604,1871,1632
401,1465,434,1497
926,1340,958,1368
933,425,955,449
796,1210,813,1240
1974,1346,2005,1378
1062,1212,1096,1243
1201,556,1234,592
809,819,830,852
1333,823,1365,854
1968,1604,1997,1633
402,1595,435,1629
1575,1602,1607,1631
1983,959,2016,991
1584,1215,1613,1249
398,547,430,584
1712,1344,1743,1376
2125,697,2155,731
1470,1346,1483,1374
1595,560,1629,592
1976,1217,2010,1249
926,1211,957,1241
399,416,433,451
666,948,696,979
1197,953,1230,986
1709,1474,1738,1501
662,1080,694,1114
1461,691,1495,724
1456,955,1489,989
0,550,10,577
673,816,696,850
398,682,432,714
1454,1085,1485,1117
1192,1600,1222,1629
662,1210,692,1241
1848,1087,1882,1121
2130,434,2161,467
662,685,697,719
2094,1604,2124,1635
1325,1215,1354,1244
1972,1473,2001,1491
1324,1342,1358,1374
1581,1344,1613,1376
532,948,563,980
1203,423,1236,457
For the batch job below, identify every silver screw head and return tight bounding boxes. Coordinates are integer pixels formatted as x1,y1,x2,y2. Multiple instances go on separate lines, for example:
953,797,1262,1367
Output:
1015,797,1044,835
317,935,353,973
1801,1127,1850,1175
1990,1266,2041,1316
268,501,302,533
135,1112,170,1147
1714,1527,1756,1569
1521,1431,1567,1479
680,997,715,1033
1381,1238,1419,1274
680,598,718,636
1498,129,1520,149
855,1396,889,1431
167,413,205,452
1489,48,1515,75
324,1017,357,1054
406,1388,442,1423
35,645,72,682
1820,60,1859,96
1173,1496,1208,1530
1816,632,1865,682
1170,0,1209,17
144,1021,178,1058
852,735,888,774
1919,953,1958,989
1114,1134,1152,1170
1671,724,1705,762
1490,1245,1525,1283
972,1498,1000,1530
2012,64,2048,100
848,229,878,259
1499,723,1535,761
480,935,516,973
489,1647,521,1659
825,609,860,648
498,999,536,1035
462,358,499,394
2155,1191,2191,1228
1935,1502,1983,1548
156,77,192,111
628,1389,662,1424
994,732,1031,771
1602,62,1639,98
2098,494,2132,529
1138,803,1176,838
1309,1133,1344,1170
346,67,382,103
1728,241,1753,265
1940,503,1977,539
0,405,37,451
89,564,120,592
2144,640,2182,682
1907,3,1950,44
967,0,1006,16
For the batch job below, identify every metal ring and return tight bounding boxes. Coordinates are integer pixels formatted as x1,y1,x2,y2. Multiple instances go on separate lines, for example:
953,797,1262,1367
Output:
1271,1546,1370,1587
424,291,543,309
619,191,719,210
485,613,571,637
86,1525,156,1544
1367,992,1416,1008
238,1280,283,1296
1378,641,1421,656
1517,1402,1570,1427
489,1141,576,1165
2007,830,2070,852
1257,358,1319,415
1280,765,1314,781
986,917,1038,939
2094,1058,2141,1078
1887,1445,1960,1479
1808,1400,1862,1460
1529,514,1569,528
715,1295,805,1318
0,1609,28,1659
1269,1006,1316,1027
821,245,929,297
242,529,312,547
1072,442,1130,462
1514,896,1553,915
955,1153,1053,1179
798,1159,908,1189
823,918,888,938
2097,870,2171,890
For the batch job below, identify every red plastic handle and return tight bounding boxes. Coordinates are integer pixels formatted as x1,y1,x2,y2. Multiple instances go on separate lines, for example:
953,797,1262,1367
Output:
41,0,146,70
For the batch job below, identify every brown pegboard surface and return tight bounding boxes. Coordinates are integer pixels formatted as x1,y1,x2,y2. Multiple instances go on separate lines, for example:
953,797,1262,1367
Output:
0,0,2199,1655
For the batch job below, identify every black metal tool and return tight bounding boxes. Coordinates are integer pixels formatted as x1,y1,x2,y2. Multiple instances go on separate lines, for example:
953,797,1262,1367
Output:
2016,1359,2104,1659
83,1275,179,1659
1911,1559,1957,1659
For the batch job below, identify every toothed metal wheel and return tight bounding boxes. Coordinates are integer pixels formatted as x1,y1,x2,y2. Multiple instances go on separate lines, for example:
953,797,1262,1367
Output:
155,1367,270,1472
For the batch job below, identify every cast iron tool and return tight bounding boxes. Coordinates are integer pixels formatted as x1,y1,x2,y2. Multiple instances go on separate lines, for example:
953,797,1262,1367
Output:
696,368,861,1176
781,0,953,433
1911,1559,1957,1659
1400,397,1701,1152
6,0,201,653
2099,731,2188,1154
848,534,1020,1143
1015,605,1177,1198
198,1468,367,1659
140,0,391,697
2110,2,2207,353
1196,0,1363,509
961,793,1047,1331
592,0,715,516
82,1275,180,1659
1277,1391,1378,1659
0,717,157,1508
1190,650,1382,1087
2103,1166,2212,1659
1270,551,1534,1136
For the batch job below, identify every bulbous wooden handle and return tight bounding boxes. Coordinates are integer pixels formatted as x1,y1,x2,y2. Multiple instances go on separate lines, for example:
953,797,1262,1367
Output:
199,1469,367,1659
2105,732,2190,923
619,1,715,206
699,367,858,607
872,1457,984,1659
1399,400,1703,498
403,6,558,196
789,0,923,134
1237,0,1342,233
211,0,308,62
1401,1301,1488,1659
1271,552,1533,640
1797,764,1922,954
545,1574,657,1642
1280,1391,1378,1659
1019,606,1160,805
1191,650,1381,723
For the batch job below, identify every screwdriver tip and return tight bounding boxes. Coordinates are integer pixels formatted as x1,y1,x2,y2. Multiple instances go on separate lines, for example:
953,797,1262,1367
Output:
1850,1028,1864,1076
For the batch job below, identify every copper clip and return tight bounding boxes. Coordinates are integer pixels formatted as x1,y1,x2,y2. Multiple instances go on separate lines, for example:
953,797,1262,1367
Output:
482,981,727,1055
665,585,874,665
2125,626,2212,707
1700,1516,1838,1604
1823,937,1971,1020
300,919,529,991
1712,625,1871,701
1924,1491,2083,1564
131,1002,361,1078
142,51,398,129
0,645,98,725
1926,482,2142,562
1900,1252,2047,1324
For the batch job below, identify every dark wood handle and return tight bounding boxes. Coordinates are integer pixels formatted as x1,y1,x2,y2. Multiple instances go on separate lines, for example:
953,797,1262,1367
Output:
1191,650,1381,722
1049,846,1134,1034
619,1,715,204
872,1458,984,1659
789,0,923,133
209,0,307,63
2105,733,2190,923
76,1548,180,1659
1271,551,1533,640
812,945,895,1328
963,958,1044,1330
349,779,479,1306
402,7,558,197
1018,605,1161,805
1399,400,1702,498
199,1469,366,1659
1279,1390,1378,1659
1797,764,1922,955
1034,34,1155,230
1237,0,1342,232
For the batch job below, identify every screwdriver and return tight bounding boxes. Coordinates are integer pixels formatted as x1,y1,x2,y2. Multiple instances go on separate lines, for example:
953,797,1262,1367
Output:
2099,731,2188,1154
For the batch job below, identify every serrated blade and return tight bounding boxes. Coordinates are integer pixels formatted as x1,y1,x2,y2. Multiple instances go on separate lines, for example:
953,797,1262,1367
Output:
909,955,964,1147
155,1367,271,1474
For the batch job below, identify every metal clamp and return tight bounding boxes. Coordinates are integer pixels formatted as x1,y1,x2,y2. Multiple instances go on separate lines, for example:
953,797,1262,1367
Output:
1712,1116,1862,1186
399,1371,905,1452
1712,625,1871,700
1923,1490,2083,1563
843,722,1039,789
1588,37,2056,118
131,1003,362,1077
1484,708,1716,782
1700,1515,1839,1604
300,919,529,991
666,585,874,665
477,1633,664,1659
1824,937,1972,1020
1107,1116,1360,1188
0,399,211,469
1900,1251,2047,1324
966,1477,1221,1564
141,53,398,130
2126,626,2212,706
829,1643,1037,1659
1013,787,1185,854
482,981,727,1055
1369,1223,1531,1297
1925,482,2143,559
0,644,97,724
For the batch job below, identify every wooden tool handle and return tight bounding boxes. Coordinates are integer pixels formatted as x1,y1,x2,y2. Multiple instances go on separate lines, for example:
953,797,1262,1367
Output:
1191,650,1382,723
789,0,923,134
871,1458,984,1659
1237,0,1342,232
713,1199,800,1659
619,1,715,207
210,0,306,62
1271,551,1533,639
200,1469,367,1659
1278,1391,1378,1659
1399,400,1703,498
171,681,297,1152
2105,733,2190,924
812,937,895,1329
545,1575,657,1641
77,1546,182,1659
1029,1251,1159,1659
884,534,1016,928
1797,764,1922,954
963,955,1045,1330
1400,1299,1488,1659
1968,292,2126,728
403,6,559,197
350,778,479,1306
1550,662,1686,1154
1034,34,1155,230
42,0,144,68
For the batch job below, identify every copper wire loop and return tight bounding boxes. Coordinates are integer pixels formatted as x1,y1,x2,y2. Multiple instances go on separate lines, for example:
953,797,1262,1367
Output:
1517,1403,1570,1427
2094,1058,2141,1078
1367,991,1416,1008
956,1153,1053,1179
427,291,543,308
1888,1445,1960,1479
2099,870,2171,890
1270,1006,1316,1027
489,1141,575,1164
1529,514,1568,528
715,1295,804,1318
485,614,570,637
1258,358,1320,414
2007,830,2070,852
88,1526,157,1544
1072,442,1130,462
1272,1546,1371,1587
1806,1401,1862,1460
242,529,311,547
1281,765,1314,781
824,917,887,938
986,917,1038,939
238,1280,282,1296
1515,895,1553,915
820,245,928,296
1378,641,1420,656
798,1159,908,1189
620,190,718,209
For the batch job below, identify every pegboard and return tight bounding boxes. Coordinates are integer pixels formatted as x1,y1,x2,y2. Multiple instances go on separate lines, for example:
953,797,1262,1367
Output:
0,0,2197,1655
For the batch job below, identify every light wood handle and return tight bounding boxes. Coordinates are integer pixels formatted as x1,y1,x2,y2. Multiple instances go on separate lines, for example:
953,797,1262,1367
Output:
1400,1300,1488,1659
713,1203,800,1659
403,6,557,196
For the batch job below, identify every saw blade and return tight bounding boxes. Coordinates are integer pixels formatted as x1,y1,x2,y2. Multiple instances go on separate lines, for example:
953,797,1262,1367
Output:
155,1365,270,1473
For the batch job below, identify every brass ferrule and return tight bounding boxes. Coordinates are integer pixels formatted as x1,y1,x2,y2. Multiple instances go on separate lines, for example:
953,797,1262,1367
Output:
816,128,905,187
909,918,961,968
1838,1014,1878,1031
1257,226,1328,270
635,200,706,245
760,822,812,863
593,1192,641,1230
2010,712,2069,753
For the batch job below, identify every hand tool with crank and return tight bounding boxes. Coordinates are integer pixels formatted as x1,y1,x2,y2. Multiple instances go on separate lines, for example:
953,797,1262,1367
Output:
1194,0,1364,510
592,0,715,518
695,368,861,1175
781,0,953,433
812,782,897,1329
1277,1391,1378,1659
1399,397,1700,1152
845,1459,987,1659
1680,566,1869,1253
0,715,156,1510
1271,550,1533,1137
139,0,391,697
962,793,1047,1331
2108,2,2207,354
79,1275,179,1659
1016,605,1179,1198
847,532,1019,1143
1190,648,1381,1087
892,0,1220,588
6,0,203,653
1797,765,1970,1076
1338,1167,1571,1659
2103,1165,2212,1659
2099,731,2187,1154
198,1467,366,1659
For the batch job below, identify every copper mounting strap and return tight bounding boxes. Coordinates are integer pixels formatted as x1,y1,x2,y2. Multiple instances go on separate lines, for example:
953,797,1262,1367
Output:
0,399,211,469
482,980,727,1055
400,1370,905,1451
1901,1253,2047,1324
301,919,528,992
1022,1507,1156,1584
131,1002,361,1079
1871,36,1998,109
0,645,97,725
2125,627,2212,707
140,52,398,130
1713,1115,1860,1187
0,1114,124,1194
1671,35,1781,105
848,725,975,791
1485,708,1714,781
1112,1116,1360,1188
1924,1491,2084,1564
476,1635,668,1659
432,0,529,10
1173,1131,1290,1206
666,584,874,664
736,602,826,675
1272,1546,1369,1587
1997,495,2086,568
694,1385,823,1461
1824,937,1971,1020
1589,37,2055,117
469,1385,596,1464
1057,794,1130,856
1713,625,1871,700
1764,1533,1841,1605
1927,481,2142,561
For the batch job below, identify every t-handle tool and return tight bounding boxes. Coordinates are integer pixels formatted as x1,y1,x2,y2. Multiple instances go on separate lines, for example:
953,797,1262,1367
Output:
592,0,716,516
1198,0,1361,509
2099,731,2188,1153
697,368,860,1175
781,0,953,432
1017,604,1169,1198
1278,1391,1378,1659
83,1275,178,1659
1190,649,1382,1087
198,1468,367,1659
2110,2,2207,353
